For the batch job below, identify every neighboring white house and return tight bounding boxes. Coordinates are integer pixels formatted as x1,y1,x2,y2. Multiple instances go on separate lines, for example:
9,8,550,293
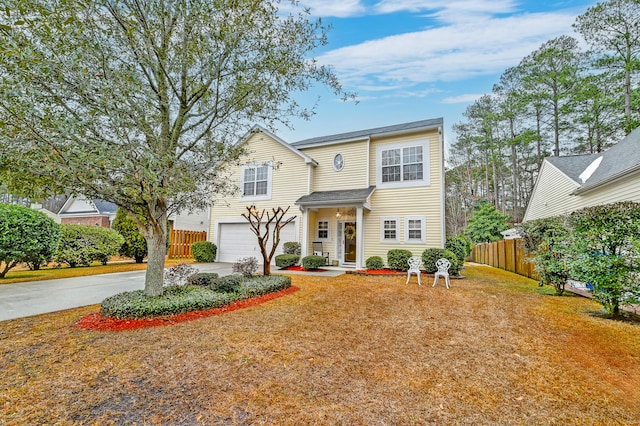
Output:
209,118,446,269
523,127,640,222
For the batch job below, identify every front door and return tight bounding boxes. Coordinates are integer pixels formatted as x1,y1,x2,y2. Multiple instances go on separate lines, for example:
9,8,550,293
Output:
343,221,357,263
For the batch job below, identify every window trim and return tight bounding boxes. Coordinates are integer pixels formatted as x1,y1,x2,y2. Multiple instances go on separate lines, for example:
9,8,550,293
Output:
376,141,430,188
240,162,273,201
333,153,344,172
404,216,426,244
316,218,331,241
380,216,400,243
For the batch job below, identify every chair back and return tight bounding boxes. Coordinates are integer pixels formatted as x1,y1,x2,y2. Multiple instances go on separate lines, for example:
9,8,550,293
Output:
408,256,421,270
435,258,451,273
312,241,323,252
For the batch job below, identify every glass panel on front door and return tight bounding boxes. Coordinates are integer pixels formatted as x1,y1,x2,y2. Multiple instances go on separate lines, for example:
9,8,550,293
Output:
343,222,357,263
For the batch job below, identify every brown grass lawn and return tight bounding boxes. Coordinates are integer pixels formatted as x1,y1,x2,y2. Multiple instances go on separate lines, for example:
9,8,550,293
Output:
1,264,639,425
0,258,194,285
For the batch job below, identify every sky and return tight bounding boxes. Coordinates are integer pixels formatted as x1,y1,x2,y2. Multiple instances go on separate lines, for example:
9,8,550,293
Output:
274,0,599,152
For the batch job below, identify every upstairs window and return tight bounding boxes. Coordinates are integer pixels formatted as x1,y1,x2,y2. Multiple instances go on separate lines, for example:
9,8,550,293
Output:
241,163,272,200
377,141,429,188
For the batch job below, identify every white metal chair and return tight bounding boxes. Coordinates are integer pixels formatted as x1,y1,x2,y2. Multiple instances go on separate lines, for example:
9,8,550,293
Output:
312,241,330,266
432,258,451,288
406,256,422,285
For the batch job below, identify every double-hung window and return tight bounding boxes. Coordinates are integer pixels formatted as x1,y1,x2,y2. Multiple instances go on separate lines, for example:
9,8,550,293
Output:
405,216,426,244
241,163,272,201
380,217,399,243
377,141,429,188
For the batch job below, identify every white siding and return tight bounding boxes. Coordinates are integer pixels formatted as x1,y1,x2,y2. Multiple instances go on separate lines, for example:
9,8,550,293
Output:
523,160,580,222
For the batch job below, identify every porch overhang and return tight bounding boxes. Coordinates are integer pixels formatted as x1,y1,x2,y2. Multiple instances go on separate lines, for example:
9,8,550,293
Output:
295,186,376,211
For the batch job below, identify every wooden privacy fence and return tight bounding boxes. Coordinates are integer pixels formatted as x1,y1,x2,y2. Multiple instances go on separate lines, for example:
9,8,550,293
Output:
168,229,207,259
471,238,538,281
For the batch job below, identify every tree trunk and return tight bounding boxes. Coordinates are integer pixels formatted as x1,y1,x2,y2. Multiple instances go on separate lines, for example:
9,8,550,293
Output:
142,201,168,297
263,260,271,276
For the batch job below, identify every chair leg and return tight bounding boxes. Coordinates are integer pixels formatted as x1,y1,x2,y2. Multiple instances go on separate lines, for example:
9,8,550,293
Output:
445,276,450,289
433,275,438,287
417,272,421,286
406,272,410,284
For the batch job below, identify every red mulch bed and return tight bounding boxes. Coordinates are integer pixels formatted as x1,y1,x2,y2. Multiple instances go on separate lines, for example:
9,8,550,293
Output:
75,286,300,332
281,265,328,272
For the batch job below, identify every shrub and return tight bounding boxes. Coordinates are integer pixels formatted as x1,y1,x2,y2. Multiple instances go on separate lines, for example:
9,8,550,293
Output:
100,274,292,319
422,248,461,275
54,224,124,267
186,272,219,286
0,203,60,277
283,241,301,255
446,235,472,263
191,241,217,263
209,275,244,293
100,286,237,319
517,217,571,295
163,263,198,286
365,256,385,270
112,208,147,263
233,256,258,277
302,255,326,270
387,249,413,271
275,254,299,268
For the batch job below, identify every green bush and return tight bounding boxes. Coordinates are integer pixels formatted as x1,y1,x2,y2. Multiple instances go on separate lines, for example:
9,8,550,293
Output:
0,203,60,276
275,254,299,268
191,241,217,263
422,248,461,275
283,241,301,255
101,274,292,319
186,272,219,286
387,249,413,271
54,224,124,267
209,275,244,293
446,235,471,263
112,208,147,263
365,256,385,270
302,255,326,270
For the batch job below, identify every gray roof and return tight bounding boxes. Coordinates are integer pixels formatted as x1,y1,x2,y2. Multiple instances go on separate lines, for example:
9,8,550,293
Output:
295,186,376,207
575,127,640,193
546,153,599,184
92,199,118,214
544,127,640,194
291,118,443,148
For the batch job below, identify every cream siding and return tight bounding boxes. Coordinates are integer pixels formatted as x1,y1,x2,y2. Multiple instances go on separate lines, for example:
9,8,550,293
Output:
575,171,640,209
301,140,369,192
209,132,308,250
523,161,580,222
363,130,443,263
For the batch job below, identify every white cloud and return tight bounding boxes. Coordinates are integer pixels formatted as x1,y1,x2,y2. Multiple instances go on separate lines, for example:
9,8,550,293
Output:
442,93,485,104
319,10,580,90
289,0,366,17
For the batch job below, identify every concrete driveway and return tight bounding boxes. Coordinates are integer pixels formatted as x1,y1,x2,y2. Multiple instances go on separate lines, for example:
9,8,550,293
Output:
0,263,234,322
0,262,346,322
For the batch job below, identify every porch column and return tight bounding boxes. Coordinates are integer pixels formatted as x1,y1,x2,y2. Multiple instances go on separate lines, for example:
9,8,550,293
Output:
300,207,309,258
356,206,364,269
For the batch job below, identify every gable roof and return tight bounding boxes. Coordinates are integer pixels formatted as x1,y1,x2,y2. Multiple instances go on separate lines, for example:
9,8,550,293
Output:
290,118,443,149
538,127,640,195
573,127,640,194
59,196,117,216
239,125,318,166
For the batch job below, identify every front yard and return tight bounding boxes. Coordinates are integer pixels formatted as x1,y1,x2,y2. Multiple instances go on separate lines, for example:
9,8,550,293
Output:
1,264,639,424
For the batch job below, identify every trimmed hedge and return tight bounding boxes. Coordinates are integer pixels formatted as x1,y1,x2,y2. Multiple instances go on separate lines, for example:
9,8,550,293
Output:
54,224,124,267
186,272,219,286
275,254,300,268
302,255,326,270
101,274,292,319
365,256,385,270
191,241,217,263
387,249,413,271
422,248,461,275
283,241,301,255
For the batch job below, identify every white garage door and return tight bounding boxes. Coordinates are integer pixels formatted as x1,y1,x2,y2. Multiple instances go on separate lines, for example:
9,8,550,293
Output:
218,222,296,263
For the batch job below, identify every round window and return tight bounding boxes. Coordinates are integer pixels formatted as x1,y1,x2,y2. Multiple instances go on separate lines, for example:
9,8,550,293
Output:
333,153,344,171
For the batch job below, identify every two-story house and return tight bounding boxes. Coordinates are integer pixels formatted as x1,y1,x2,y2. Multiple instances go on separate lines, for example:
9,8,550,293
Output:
209,118,446,269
